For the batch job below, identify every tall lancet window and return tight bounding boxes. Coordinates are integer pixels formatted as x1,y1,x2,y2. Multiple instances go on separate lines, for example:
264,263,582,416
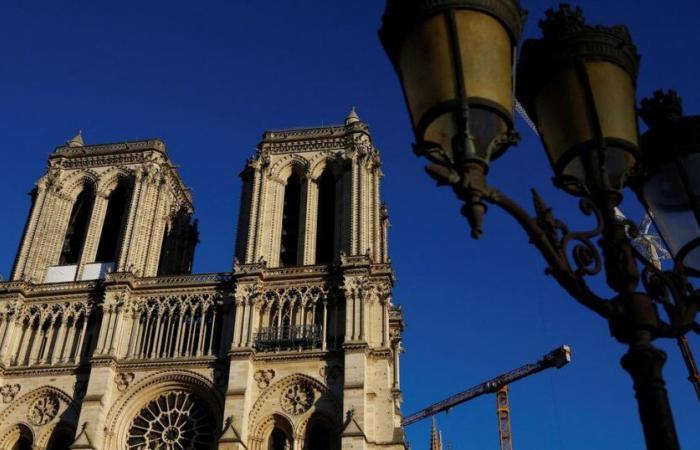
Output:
315,169,336,264
280,173,302,266
59,182,96,265
96,180,131,263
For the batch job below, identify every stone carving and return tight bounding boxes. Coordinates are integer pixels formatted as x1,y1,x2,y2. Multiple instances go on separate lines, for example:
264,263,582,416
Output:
280,381,314,415
27,394,60,426
254,369,275,389
0,384,20,403
127,391,215,448
115,372,135,392
319,366,342,383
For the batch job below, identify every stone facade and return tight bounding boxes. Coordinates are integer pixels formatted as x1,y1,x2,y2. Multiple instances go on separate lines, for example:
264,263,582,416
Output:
0,111,405,449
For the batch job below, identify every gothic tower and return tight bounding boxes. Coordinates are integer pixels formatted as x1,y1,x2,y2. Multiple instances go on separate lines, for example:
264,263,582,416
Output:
226,109,404,450
11,134,198,284
0,111,404,450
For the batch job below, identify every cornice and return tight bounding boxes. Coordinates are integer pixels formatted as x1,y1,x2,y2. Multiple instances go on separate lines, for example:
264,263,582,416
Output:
115,356,221,371
258,121,371,155
2,363,82,377
51,139,167,158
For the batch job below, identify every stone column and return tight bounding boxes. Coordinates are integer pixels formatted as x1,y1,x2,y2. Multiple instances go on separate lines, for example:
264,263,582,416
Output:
246,165,264,263
12,184,48,280
144,182,168,277
301,177,319,265
267,178,286,267
76,192,109,279
118,171,144,272
322,300,328,351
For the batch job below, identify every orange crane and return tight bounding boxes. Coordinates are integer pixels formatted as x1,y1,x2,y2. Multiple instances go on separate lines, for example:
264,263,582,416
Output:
402,345,571,449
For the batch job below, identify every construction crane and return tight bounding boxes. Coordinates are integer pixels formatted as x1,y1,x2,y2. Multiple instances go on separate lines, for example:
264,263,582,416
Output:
402,345,571,428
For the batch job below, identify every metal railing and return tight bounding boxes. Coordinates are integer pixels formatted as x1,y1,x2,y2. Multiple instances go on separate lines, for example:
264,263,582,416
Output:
254,325,322,351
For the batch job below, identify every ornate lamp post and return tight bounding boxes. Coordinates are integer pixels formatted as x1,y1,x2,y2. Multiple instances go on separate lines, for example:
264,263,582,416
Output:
380,2,699,449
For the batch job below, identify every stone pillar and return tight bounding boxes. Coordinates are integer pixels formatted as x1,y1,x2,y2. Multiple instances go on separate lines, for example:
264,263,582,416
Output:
246,166,264,263
76,192,109,279
12,184,48,281
70,364,117,449
267,178,285,267
301,177,319,265
118,171,144,272
144,182,168,277
218,357,254,450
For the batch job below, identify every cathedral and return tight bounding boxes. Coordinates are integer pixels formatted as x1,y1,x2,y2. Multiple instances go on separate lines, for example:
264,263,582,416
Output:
0,110,405,449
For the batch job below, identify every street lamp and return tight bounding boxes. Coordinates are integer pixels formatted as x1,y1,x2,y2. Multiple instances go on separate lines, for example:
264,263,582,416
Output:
637,90,700,277
380,2,700,450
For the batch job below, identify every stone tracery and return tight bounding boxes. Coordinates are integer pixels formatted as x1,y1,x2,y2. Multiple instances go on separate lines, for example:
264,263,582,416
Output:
126,390,215,450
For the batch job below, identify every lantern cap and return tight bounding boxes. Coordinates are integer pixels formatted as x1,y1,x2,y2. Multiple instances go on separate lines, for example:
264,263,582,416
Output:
640,91,700,169
640,90,683,129
379,0,527,69
516,4,640,121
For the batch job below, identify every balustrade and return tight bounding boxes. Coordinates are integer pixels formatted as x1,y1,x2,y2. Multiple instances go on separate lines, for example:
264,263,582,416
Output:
254,324,322,350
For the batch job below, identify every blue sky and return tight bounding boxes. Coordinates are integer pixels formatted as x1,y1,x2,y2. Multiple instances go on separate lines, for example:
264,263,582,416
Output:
1,1,699,448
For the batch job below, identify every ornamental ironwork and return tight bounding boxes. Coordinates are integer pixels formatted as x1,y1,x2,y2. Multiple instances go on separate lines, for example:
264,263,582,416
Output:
127,391,215,449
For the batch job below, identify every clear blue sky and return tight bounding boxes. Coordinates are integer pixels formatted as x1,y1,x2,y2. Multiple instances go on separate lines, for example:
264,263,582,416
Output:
1,1,698,448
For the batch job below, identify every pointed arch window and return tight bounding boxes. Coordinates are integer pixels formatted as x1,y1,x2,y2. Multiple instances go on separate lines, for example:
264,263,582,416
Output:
96,180,131,263
280,173,302,266
315,168,336,265
59,182,96,265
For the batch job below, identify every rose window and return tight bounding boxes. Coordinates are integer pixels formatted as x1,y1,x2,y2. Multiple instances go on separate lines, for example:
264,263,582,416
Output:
280,382,314,415
127,391,215,449
27,394,59,426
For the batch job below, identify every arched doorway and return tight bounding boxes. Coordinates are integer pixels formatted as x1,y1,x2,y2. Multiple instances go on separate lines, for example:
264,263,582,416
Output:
265,415,293,450
1,425,34,450
304,414,337,450
126,390,216,449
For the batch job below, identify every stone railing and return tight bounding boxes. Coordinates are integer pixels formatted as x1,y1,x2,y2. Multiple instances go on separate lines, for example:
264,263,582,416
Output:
254,325,323,351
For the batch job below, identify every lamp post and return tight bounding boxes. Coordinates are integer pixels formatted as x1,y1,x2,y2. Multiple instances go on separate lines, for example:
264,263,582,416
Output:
380,2,699,450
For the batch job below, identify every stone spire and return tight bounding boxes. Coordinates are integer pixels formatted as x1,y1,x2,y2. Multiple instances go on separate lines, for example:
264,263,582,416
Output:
67,130,84,147
430,418,443,450
345,106,360,125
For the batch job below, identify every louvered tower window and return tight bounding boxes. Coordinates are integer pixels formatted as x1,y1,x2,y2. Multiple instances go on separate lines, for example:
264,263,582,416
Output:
280,173,302,266
59,183,95,265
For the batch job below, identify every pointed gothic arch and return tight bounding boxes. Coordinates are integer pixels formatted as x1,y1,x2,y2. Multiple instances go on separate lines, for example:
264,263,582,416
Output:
0,423,34,450
248,374,342,450
59,180,96,265
280,171,303,267
95,177,133,263
104,370,223,449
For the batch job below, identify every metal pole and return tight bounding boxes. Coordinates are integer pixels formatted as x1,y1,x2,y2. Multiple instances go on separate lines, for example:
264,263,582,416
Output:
621,331,680,450
677,335,700,403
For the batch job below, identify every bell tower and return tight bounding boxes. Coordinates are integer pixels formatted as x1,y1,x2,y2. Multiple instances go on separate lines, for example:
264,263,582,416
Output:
11,133,198,283
235,107,390,268
225,109,405,450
